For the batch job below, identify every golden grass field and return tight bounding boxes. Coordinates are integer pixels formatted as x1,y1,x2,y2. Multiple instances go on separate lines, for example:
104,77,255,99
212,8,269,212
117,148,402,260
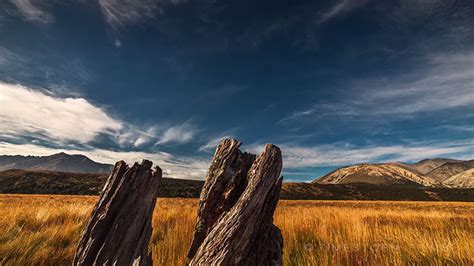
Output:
0,194,473,265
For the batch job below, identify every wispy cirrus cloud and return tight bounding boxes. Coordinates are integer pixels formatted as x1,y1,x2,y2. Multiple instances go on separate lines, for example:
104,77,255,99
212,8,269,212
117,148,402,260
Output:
97,0,188,28
280,50,474,125
318,0,370,24
97,0,161,27
8,0,53,23
6,0,186,28
155,122,197,145
246,140,474,169
0,46,28,68
198,135,233,152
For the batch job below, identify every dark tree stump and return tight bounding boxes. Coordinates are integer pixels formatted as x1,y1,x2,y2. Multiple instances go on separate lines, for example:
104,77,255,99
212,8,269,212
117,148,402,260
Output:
188,139,283,266
186,139,255,260
73,160,162,266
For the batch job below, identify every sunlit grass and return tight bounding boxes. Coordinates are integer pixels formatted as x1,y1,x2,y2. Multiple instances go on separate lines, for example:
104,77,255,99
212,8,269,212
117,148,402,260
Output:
0,194,473,265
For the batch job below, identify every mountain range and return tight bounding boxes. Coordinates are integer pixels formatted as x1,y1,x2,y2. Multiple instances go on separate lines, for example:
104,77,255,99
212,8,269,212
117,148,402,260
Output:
315,158,474,188
0,153,473,190
0,153,113,174
1,169,473,201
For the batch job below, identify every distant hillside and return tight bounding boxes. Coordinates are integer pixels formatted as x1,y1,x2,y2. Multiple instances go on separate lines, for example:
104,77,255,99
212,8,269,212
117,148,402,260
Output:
408,158,461,175
443,168,474,188
1,169,473,201
314,163,440,187
281,182,474,201
427,160,474,181
0,169,203,198
313,158,474,188
0,153,113,174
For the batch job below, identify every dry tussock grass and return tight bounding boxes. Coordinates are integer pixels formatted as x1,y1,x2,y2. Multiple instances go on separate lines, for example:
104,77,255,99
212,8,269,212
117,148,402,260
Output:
0,194,473,265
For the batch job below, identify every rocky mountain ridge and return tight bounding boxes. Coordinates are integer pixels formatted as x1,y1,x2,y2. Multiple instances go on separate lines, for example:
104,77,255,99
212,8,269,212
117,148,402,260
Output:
0,153,113,174
314,158,474,188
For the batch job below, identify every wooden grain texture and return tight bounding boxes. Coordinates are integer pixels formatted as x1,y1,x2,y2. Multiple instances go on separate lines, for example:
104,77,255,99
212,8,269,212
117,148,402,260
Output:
188,139,283,266
73,160,162,266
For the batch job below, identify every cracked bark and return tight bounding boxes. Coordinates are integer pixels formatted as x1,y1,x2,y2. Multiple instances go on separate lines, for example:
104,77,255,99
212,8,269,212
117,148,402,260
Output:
188,139,283,266
73,160,162,266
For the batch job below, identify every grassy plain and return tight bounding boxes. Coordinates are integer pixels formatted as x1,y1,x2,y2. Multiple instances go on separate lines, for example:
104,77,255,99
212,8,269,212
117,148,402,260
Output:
0,194,473,265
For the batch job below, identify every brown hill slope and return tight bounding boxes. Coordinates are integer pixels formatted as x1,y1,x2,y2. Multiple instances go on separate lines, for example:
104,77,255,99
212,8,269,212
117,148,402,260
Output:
314,163,440,187
408,158,461,175
427,160,474,181
443,168,474,188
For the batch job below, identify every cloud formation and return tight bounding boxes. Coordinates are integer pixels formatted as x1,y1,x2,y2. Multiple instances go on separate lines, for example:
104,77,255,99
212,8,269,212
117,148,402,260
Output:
198,135,233,152
0,82,198,148
6,0,184,28
0,82,122,143
8,0,53,23
280,50,474,124
98,0,160,27
318,0,369,24
246,140,474,169
156,122,196,145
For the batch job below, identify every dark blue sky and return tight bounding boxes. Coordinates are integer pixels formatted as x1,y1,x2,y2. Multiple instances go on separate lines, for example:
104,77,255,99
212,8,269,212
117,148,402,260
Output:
0,0,473,181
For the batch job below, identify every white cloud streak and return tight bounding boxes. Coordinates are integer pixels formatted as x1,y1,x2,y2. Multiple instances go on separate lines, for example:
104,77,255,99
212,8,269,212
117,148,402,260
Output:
280,50,474,124
0,46,28,68
0,82,197,148
198,135,233,152
246,140,474,169
318,0,369,24
362,53,474,115
155,123,196,145
8,0,53,23
0,82,122,143
98,0,160,27
97,0,190,28
7,0,185,28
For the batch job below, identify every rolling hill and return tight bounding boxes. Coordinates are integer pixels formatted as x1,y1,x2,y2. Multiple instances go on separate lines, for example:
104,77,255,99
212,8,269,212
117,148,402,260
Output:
1,169,473,201
0,152,473,199
408,158,461,175
443,168,474,188
0,153,113,173
426,160,474,181
314,163,440,187
313,158,474,188
0,169,203,198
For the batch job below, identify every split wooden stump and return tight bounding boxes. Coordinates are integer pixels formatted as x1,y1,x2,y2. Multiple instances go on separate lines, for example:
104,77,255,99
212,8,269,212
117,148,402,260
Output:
73,160,162,266
188,139,284,266
73,138,283,266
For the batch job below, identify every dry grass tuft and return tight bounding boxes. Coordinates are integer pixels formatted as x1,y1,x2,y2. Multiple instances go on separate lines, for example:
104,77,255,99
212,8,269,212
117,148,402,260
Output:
0,194,473,265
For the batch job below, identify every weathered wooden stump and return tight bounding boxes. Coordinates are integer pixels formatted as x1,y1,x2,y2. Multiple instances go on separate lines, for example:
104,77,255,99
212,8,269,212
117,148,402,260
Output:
73,160,162,266
188,139,283,266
